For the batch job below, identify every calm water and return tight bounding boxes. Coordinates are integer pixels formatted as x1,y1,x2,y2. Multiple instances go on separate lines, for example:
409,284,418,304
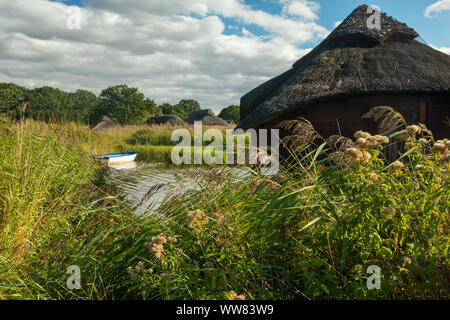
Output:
107,161,250,212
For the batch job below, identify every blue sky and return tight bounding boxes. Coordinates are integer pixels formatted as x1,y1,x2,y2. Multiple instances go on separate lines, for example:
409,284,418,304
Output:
54,0,450,47
2,0,449,111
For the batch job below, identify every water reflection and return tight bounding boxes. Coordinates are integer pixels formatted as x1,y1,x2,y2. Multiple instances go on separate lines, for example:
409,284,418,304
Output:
107,162,250,213
108,162,137,170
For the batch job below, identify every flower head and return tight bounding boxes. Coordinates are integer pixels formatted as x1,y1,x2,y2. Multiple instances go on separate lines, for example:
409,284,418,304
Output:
146,233,168,259
388,160,404,174
405,125,421,136
229,290,246,300
361,151,371,163
403,256,412,265
373,135,389,144
367,172,380,185
126,262,153,281
396,130,411,141
382,206,396,217
187,209,208,233
354,131,371,139
355,138,369,148
431,139,449,155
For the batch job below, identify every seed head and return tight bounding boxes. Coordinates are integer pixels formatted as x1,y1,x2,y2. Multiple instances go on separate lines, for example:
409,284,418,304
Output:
388,160,404,173
431,140,449,155
382,206,396,217
405,125,421,136
354,131,371,139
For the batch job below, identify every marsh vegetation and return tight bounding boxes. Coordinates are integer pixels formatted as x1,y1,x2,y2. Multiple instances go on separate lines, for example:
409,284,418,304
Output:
0,118,448,300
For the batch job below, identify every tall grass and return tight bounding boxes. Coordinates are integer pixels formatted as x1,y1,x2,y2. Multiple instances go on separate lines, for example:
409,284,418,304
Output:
0,120,98,262
0,119,448,299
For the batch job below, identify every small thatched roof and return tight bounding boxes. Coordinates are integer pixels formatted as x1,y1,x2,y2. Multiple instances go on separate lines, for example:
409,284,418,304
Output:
186,109,228,125
238,4,450,129
147,114,186,126
92,115,114,132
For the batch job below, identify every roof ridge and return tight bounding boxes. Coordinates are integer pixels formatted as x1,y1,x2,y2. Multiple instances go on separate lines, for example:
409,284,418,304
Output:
292,4,418,69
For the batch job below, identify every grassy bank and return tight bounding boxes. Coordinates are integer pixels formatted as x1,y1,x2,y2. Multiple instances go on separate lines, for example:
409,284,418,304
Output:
0,120,448,299
93,124,240,162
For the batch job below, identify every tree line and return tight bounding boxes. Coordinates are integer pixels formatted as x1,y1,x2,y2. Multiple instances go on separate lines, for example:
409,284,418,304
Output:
0,82,240,125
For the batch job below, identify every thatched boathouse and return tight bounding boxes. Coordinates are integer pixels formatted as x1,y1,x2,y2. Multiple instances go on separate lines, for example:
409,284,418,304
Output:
237,5,450,140
147,114,186,126
91,115,114,132
186,109,229,126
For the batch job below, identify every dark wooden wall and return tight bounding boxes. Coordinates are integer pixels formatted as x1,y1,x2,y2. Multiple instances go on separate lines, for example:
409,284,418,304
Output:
259,93,449,140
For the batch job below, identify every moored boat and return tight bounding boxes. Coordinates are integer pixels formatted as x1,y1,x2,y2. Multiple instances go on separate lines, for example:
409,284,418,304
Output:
98,152,137,164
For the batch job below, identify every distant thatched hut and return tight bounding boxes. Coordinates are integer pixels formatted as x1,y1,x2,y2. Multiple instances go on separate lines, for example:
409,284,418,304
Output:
91,115,114,132
237,5,450,140
147,114,186,126
186,109,229,126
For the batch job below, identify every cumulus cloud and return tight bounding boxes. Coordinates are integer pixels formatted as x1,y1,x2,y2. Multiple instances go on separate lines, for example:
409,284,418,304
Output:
281,0,321,21
425,0,450,17
0,0,324,111
333,20,343,28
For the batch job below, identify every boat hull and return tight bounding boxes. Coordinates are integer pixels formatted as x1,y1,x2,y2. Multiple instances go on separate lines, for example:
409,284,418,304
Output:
101,152,137,164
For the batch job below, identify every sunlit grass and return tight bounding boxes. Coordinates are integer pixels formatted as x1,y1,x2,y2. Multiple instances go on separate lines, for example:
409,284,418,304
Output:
0,119,448,300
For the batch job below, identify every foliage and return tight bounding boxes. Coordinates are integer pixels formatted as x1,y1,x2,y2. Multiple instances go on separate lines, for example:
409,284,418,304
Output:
159,99,201,120
177,99,201,114
28,86,76,121
0,82,233,126
94,84,157,125
159,103,187,120
70,89,99,124
0,119,448,300
0,83,29,115
218,105,240,124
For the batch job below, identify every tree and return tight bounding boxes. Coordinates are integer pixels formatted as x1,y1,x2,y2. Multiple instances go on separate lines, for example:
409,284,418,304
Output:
178,99,200,114
218,105,240,124
96,84,152,125
28,86,75,121
144,98,162,118
159,102,188,120
73,89,99,123
0,82,29,115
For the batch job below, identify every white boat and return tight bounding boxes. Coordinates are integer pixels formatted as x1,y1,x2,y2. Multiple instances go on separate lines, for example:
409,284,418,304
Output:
99,152,137,164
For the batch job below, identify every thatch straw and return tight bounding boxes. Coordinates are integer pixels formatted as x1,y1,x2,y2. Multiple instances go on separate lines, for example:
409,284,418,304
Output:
238,5,450,130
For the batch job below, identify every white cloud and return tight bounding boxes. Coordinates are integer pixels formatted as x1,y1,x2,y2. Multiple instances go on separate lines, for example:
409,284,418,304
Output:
333,20,343,28
86,0,328,43
425,0,450,17
0,0,324,112
281,0,321,21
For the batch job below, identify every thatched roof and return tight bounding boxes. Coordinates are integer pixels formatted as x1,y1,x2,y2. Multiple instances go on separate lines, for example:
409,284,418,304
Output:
238,4,450,129
92,115,114,132
147,114,186,126
186,109,228,125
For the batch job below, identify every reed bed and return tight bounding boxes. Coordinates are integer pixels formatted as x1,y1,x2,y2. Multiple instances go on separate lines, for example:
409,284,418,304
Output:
0,120,448,299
